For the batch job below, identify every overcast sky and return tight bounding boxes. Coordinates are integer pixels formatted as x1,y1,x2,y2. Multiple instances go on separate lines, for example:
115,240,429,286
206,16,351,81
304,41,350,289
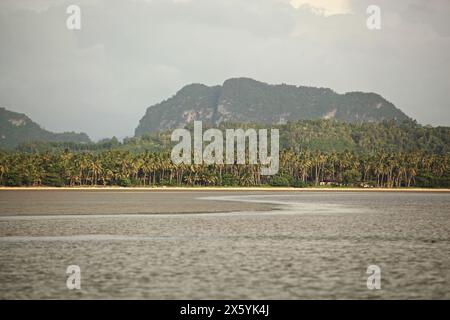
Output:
0,0,449,140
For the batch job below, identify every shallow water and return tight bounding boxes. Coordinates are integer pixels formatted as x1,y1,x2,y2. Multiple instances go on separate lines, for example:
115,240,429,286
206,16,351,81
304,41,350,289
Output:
0,191,449,299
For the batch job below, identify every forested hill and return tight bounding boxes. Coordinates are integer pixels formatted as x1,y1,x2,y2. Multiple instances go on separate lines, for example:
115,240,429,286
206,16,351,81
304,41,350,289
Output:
135,78,410,135
0,107,91,149
16,120,450,155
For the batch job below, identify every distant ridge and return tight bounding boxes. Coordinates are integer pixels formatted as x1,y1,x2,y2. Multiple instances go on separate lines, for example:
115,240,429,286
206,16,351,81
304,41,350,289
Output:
0,107,91,149
135,78,411,136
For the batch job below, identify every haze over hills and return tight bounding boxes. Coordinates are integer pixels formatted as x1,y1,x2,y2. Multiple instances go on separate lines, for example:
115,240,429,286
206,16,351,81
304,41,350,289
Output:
0,107,91,149
135,78,411,136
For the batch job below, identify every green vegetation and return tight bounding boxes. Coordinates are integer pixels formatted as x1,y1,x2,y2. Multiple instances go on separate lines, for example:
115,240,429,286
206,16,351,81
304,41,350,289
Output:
135,78,410,134
0,107,91,149
2,119,449,188
1,148,449,189
15,119,450,154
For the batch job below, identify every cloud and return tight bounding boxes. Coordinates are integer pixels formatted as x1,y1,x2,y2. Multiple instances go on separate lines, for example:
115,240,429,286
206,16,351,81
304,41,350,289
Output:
0,0,61,12
289,0,352,16
0,0,449,140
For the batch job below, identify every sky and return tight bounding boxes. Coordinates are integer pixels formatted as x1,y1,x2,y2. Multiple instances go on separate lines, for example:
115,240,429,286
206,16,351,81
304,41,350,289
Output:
0,0,449,140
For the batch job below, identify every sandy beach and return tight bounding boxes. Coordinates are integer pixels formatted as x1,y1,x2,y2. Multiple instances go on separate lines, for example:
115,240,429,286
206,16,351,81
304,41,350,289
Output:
1,186,450,192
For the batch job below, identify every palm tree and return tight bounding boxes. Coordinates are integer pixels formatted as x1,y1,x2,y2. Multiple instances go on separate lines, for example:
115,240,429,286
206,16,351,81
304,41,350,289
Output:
90,158,102,186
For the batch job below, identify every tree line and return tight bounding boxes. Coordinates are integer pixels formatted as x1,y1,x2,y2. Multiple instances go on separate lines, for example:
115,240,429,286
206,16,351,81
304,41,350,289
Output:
1,149,449,188
15,120,450,155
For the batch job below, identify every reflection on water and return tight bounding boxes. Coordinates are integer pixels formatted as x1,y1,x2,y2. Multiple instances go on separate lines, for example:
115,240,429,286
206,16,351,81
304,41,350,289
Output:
0,191,449,299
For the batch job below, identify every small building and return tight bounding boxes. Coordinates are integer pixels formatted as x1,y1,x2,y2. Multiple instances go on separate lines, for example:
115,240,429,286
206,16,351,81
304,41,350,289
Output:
320,180,341,187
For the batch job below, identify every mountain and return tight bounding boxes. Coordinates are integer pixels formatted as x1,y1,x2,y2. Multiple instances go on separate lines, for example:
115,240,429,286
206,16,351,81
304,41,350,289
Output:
0,107,91,149
135,78,411,136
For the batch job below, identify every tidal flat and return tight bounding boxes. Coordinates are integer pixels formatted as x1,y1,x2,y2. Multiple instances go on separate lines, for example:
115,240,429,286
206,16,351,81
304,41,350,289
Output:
0,190,449,299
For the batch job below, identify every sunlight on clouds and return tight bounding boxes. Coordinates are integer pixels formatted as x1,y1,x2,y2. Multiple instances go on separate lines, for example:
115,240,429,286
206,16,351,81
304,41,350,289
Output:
290,0,352,16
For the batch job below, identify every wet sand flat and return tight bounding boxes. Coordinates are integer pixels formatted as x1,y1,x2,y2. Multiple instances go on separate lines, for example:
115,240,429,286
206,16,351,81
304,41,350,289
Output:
0,190,273,216
0,190,449,299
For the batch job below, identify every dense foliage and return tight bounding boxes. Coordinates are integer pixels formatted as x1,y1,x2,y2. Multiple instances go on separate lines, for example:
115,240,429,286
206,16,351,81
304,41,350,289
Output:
135,78,410,134
2,120,449,188
16,120,450,154
1,149,449,188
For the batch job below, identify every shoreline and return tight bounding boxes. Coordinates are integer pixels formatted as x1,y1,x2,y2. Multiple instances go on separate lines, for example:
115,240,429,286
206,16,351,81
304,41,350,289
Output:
1,186,450,192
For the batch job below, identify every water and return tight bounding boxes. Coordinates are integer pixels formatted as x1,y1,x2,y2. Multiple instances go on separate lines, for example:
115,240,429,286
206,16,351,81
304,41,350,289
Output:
0,191,449,299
